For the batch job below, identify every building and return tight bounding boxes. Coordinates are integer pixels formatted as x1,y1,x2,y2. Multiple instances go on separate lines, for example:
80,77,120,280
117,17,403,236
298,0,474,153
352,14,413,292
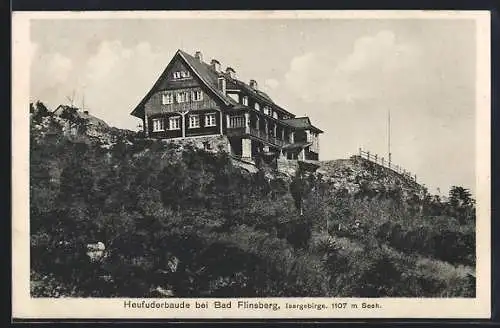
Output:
130,50,323,162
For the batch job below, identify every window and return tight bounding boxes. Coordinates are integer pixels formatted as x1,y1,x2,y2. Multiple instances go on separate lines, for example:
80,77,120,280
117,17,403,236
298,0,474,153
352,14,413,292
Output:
242,96,249,106
162,93,173,105
169,116,180,130
229,116,245,128
205,113,216,127
189,115,200,128
152,118,165,132
228,93,240,103
254,102,260,111
173,71,190,79
176,92,189,103
272,111,278,119
263,107,270,115
192,90,203,101
203,141,212,150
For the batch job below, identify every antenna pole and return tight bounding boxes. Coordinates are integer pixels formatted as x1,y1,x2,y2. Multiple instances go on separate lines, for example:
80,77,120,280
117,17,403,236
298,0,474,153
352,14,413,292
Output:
388,108,391,164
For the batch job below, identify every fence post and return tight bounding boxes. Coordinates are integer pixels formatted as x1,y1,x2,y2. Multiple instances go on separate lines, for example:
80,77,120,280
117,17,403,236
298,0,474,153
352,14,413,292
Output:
374,154,378,162
367,151,370,160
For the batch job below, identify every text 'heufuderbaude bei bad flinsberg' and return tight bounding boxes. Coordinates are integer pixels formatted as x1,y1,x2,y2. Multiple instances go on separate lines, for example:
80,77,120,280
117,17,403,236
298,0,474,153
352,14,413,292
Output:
123,300,381,311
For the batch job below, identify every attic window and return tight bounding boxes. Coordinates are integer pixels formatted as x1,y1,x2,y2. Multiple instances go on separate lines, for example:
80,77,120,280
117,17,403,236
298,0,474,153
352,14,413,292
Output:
173,71,190,79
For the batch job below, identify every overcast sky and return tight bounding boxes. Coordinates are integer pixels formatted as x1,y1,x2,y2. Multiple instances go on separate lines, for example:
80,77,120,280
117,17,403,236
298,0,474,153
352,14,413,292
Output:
30,17,477,195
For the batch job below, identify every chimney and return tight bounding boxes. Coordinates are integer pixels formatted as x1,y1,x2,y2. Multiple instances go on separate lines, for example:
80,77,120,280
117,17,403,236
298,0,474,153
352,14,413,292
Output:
249,79,258,90
226,67,236,79
218,77,227,95
194,51,203,62
84,110,89,115
210,59,221,72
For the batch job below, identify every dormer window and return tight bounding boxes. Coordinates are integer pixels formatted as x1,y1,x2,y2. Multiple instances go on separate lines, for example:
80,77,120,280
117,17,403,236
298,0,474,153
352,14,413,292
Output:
242,96,248,106
254,102,260,111
192,90,203,101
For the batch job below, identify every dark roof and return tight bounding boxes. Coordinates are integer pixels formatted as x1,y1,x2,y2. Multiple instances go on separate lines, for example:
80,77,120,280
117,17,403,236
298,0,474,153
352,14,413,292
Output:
54,105,109,127
131,49,294,118
178,50,238,106
130,50,320,132
53,105,78,114
283,117,323,133
179,50,295,117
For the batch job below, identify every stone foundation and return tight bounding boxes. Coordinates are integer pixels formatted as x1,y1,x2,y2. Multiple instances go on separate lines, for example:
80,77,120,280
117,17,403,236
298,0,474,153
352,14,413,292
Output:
166,135,229,153
277,159,299,177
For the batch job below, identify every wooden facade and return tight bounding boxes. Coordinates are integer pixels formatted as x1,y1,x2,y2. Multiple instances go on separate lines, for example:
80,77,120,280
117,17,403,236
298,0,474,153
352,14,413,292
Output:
131,50,324,161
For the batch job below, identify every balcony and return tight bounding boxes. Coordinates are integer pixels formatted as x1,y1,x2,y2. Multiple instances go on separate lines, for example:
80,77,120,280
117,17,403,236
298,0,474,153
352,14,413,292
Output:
227,126,286,147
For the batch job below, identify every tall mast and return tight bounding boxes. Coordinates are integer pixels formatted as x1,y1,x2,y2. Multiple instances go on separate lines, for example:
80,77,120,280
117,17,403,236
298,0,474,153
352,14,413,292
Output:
388,108,392,164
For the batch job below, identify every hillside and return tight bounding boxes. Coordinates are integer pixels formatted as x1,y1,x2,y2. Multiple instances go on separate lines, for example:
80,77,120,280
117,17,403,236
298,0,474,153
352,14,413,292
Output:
29,102,476,298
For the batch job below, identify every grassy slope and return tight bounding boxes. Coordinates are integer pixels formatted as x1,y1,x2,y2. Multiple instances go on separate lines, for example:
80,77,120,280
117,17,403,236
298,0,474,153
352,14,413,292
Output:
29,110,476,298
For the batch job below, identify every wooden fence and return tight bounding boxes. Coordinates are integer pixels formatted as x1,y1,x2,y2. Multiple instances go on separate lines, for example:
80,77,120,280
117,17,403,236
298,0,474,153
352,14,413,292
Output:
357,148,417,183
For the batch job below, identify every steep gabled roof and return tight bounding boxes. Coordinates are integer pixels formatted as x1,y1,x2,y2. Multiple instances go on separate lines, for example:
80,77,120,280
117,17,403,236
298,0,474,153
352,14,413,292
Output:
178,50,238,106
224,75,295,117
53,105,78,115
130,50,236,118
130,50,318,132
283,117,323,133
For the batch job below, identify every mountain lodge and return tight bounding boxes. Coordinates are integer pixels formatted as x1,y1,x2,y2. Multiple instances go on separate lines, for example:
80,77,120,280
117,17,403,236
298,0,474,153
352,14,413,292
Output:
130,50,323,162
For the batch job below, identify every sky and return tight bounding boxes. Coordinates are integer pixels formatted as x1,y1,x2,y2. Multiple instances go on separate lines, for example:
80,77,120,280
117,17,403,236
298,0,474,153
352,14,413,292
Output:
29,17,477,195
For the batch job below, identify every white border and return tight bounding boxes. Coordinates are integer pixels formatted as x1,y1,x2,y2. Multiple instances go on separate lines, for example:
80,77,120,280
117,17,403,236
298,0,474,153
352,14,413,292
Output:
12,10,491,319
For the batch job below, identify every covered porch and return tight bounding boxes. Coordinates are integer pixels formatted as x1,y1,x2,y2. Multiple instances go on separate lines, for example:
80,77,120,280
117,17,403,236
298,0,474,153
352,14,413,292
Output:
225,110,293,149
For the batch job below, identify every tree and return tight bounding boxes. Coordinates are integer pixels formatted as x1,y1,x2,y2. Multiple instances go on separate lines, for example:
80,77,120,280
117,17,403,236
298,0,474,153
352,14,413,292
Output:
290,172,310,215
448,186,475,224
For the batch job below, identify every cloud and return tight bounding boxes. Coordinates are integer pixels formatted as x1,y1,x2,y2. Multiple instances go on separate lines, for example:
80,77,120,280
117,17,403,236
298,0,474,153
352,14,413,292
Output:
30,48,75,105
30,39,165,129
284,30,422,104
80,40,164,128
47,52,73,84
264,78,280,90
